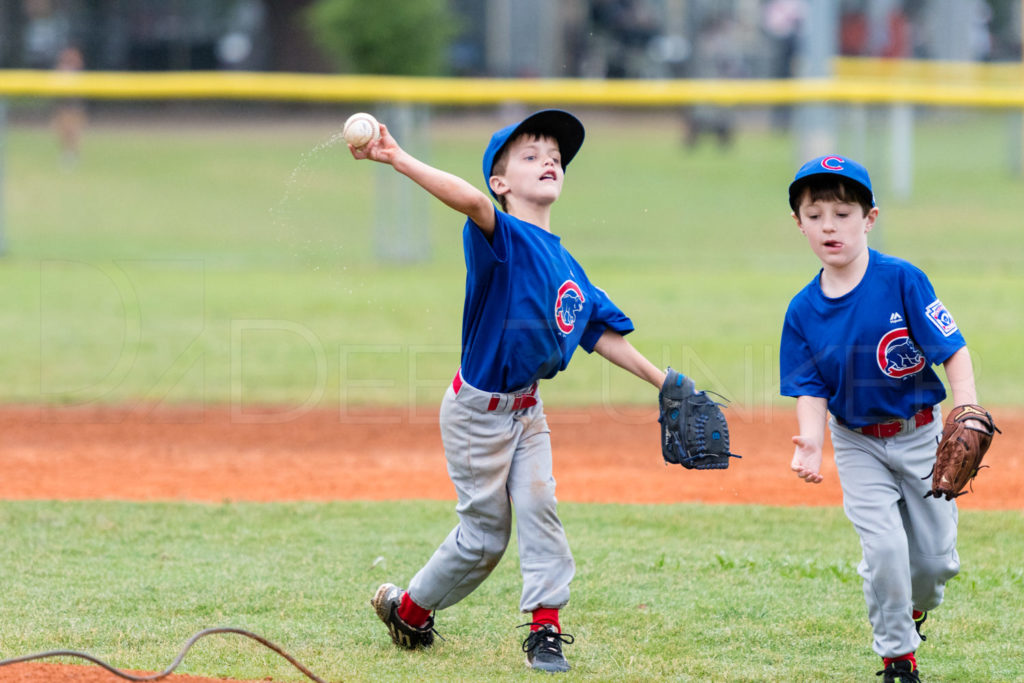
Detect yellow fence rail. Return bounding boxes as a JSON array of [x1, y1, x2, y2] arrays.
[[833, 56, 1024, 86], [0, 61, 1022, 108]]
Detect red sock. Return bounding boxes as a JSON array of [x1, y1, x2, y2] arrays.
[[397, 591, 431, 628], [883, 653, 917, 670], [531, 607, 560, 632]]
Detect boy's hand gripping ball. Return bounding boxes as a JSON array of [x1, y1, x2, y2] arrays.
[[343, 112, 381, 150]]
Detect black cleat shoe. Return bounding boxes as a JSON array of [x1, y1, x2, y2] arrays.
[[876, 659, 921, 682], [370, 583, 435, 650], [520, 623, 574, 673]]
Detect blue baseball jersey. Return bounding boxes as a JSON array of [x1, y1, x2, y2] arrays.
[[780, 249, 966, 428], [459, 208, 634, 393]]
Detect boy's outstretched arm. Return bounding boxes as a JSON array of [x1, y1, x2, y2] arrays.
[[349, 123, 496, 236], [593, 329, 666, 389], [792, 395, 828, 484]]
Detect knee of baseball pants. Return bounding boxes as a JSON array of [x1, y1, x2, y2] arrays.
[[509, 475, 570, 557], [454, 513, 513, 570], [477, 526, 512, 572], [859, 530, 912, 605], [910, 549, 960, 611], [408, 519, 512, 611]]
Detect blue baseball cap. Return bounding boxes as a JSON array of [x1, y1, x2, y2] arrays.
[[789, 155, 875, 209], [481, 109, 585, 198]]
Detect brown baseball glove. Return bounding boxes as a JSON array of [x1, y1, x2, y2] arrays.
[[925, 404, 1000, 500]]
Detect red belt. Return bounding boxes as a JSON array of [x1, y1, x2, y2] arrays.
[[857, 406, 934, 438], [452, 370, 538, 412]]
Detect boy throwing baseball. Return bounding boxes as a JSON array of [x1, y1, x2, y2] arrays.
[[780, 155, 990, 682], [349, 110, 670, 672]]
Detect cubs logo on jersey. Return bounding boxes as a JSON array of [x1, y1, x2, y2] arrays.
[[555, 280, 585, 335], [876, 327, 926, 378]]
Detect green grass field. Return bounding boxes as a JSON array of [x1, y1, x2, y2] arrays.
[[2, 109, 1022, 408], [2, 109, 1022, 682], [1, 500, 1022, 682]]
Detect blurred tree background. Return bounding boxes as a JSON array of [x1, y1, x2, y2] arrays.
[[304, 0, 460, 75]]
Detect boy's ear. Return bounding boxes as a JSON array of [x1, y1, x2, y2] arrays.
[[489, 175, 509, 197], [865, 206, 879, 232], [791, 210, 805, 233]]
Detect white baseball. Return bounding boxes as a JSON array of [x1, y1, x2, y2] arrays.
[[343, 112, 380, 149]]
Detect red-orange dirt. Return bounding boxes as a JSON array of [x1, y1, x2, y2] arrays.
[[1, 405, 1019, 682]]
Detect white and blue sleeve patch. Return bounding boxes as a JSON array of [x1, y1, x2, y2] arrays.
[[925, 299, 958, 337]]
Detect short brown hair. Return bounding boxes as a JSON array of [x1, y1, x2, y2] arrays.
[[790, 175, 874, 217]]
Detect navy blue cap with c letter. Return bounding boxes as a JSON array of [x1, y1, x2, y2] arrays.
[[789, 155, 875, 208], [481, 109, 585, 199]]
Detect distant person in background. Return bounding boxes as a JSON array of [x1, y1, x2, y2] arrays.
[[587, 0, 660, 78], [760, 0, 805, 130], [681, 15, 745, 149], [53, 45, 86, 169]]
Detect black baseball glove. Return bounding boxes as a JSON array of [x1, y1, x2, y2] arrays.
[[658, 367, 740, 470]]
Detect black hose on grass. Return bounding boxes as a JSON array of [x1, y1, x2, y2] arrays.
[[0, 626, 330, 682]]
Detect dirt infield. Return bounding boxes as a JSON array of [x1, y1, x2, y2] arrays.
[[1, 404, 1019, 508], [1, 405, 1019, 682]]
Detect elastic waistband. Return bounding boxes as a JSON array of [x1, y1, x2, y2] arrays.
[[852, 406, 935, 439], [451, 369, 538, 413]]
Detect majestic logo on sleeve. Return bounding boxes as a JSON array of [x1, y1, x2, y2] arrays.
[[876, 327, 926, 378], [925, 299, 958, 337], [555, 280, 585, 335]]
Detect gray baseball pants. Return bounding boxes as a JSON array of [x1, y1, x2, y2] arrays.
[[830, 407, 960, 659], [407, 372, 574, 614]]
